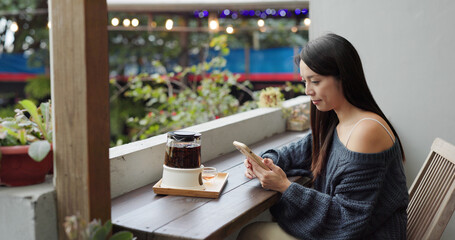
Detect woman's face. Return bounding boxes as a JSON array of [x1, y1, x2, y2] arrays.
[[300, 60, 345, 112]]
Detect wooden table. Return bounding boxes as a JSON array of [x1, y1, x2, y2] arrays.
[[112, 131, 310, 240]]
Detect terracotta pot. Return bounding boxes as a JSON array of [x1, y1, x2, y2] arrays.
[[0, 145, 53, 187]]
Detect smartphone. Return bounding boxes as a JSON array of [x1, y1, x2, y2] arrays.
[[233, 141, 270, 170]]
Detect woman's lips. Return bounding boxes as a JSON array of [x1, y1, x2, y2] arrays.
[[312, 99, 321, 105]]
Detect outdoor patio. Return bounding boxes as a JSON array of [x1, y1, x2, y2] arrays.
[[1, 0, 455, 239]]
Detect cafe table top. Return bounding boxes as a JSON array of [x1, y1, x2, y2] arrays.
[[112, 130, 310, 240]]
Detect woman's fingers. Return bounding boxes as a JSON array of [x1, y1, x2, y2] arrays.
[[249, 157, 268, 177], [248, 158, 291, 192], [244, 158, 256, 178]]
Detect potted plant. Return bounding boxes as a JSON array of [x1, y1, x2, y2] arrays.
[[286, 103, 310, 131], [257, 87, 310, 131], [0, 99, 53, 186], [64, 214, 134, 240]]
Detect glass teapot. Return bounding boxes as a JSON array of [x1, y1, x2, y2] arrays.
[[164, 131, 201, 168]]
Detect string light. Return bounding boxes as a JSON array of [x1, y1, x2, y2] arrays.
[[107, 8, 309, 32], [208, 14, 219, 31], [303, 18, 311, 27], [192, 8, 307, 19], [111, 18, 119, 26], [47, 21, 51, 29], [10, 22, 19, 32], [123, 19, 131, 27], [226, 25, 234, 34], [257, 19, 265, 27], [165, 19, 173, 30], [209, 20, 219, 30], [131, 18, 139, 27]]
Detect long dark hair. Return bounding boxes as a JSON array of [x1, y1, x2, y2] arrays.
[[295, 33, 405, 180]]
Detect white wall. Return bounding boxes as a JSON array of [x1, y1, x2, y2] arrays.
[[309, 0, 455, 238]]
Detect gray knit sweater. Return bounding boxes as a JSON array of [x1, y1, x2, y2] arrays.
[[261, 131, 408, 239]]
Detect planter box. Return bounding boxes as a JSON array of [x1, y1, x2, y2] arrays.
[[0, 145, 53, 187]]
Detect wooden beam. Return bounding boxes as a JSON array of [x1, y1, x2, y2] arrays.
[[49, 0, 110, 238]]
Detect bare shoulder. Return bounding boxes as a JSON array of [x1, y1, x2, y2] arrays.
[[346, 116, 395, 153]]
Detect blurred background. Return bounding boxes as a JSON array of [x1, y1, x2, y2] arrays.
[[0, 0, 310, 145]]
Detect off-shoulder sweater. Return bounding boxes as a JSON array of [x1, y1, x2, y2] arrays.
[[261, 131, 408, 239]]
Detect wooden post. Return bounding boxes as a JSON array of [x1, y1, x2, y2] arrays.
[[49, 0, 110, 238]]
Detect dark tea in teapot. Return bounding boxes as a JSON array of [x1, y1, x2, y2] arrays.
[[164, 131, 201, 168]]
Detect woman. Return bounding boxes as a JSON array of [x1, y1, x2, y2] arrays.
[[238, 33, 408, 239]]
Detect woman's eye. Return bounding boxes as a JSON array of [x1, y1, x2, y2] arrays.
[[311, 81, 320, 85]]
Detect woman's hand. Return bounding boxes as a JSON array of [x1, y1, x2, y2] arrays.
[[244, 158, 256, 179], [248, 157, 292, 193]]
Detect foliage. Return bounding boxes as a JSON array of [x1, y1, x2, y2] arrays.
[[24, 75, 51, 101], [111, 35, 258, 144], [0, 0, 49, 68], [257, 87, 284, 108], [257, 84, 306, 120], [0, 105, 16, 118], [64, 214, 134, 240], [2, 4, 309, 145], [0, 99, 52, 162], [111, 35, 306, 144]]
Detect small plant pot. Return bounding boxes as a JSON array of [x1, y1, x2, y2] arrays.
[[286, 119, 310, 131], [0, 145, 53, 187]]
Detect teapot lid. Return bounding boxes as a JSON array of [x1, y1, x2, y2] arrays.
[[168, 131, 201, 142]]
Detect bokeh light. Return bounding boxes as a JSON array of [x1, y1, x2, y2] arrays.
[[131, 18, 139, 27], [303, 18, 311, 26], [10, 22, 19, 32], [165, 19, 173, 30], [257, 19, 265, 27], [123, 19, 131, 27], [111, 18, 119, 26], [226, 25, 234, 34]]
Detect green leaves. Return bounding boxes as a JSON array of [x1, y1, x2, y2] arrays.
[[107, 35, 258, 143], [19, 100, 51, 142], [28, 140, 51, 162], [109, 231, 134, 240], [64, 216, 134, 240], [0, 100, 52, 161]]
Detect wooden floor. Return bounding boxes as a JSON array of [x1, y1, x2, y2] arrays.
[[112, 130, 310, 240]]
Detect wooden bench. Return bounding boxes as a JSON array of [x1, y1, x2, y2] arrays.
[[112, 130, 310, 240]]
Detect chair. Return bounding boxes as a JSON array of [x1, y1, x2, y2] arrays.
[[407, 138, 455, 239]]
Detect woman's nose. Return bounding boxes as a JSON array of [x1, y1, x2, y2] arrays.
[[305, 85, 313, 96]]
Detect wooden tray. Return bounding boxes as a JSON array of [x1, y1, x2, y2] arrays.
[[153, 172, 229, 199]]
